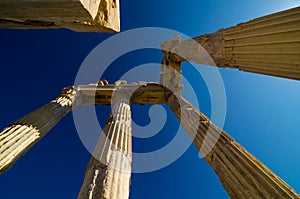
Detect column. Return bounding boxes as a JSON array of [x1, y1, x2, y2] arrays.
[[78, 93, 132, 199], [166, 93, 299, 198], [161, 6, 300, 80], [0, 86, 80, 174], [0, 0, 120, 32]]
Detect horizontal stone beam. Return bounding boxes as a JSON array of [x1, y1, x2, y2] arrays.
[[77, 82, 166, 105], [161, 6, 300, 80], [0, 0, 120, 32]]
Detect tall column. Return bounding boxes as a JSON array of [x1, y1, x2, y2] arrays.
[[0, 0, 120, 32], [161, 6, 300, 80], [166, 93, 299, 198], [78, 92, 132, 199], [0, 86, 80, 174]]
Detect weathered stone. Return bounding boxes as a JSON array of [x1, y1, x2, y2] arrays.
[[0, 0, 120, 32], [159, 57, 183, 96]]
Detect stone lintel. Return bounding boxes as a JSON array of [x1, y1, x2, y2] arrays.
[[77, 82, 166, 105]]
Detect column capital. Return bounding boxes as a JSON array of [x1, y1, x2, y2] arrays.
[[51, 85, 82, 108], [111, 81, 141, 105]]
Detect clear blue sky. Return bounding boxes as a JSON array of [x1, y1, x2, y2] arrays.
[[0, 1, 300, 198]]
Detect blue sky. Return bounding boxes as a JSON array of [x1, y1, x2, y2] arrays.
[[0, 0, 300, 198]]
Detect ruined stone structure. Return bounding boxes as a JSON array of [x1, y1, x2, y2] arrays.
[[0, 5, 300, 199], [0, 0, 120, 32]]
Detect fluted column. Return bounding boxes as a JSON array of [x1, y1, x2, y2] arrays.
[[162, 6, 300, 80], [166, 93, 299, 198], [0, 86, 80, 174], [78, 93, 132, 199]]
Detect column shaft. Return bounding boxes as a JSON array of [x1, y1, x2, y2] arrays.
[[162, 6, 300, 80], [78, 99, 132, 199], [0, 86, 79, 174], [166, 94, 299, 198]]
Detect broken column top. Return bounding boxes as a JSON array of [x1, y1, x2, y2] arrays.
[[0, 0, 120, 32]]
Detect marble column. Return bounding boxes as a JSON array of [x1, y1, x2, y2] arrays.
[[78, 93, 132, 199], [161, 6, 300, 80], [166, 93, 299, 198], [0, 86, 80, 174]]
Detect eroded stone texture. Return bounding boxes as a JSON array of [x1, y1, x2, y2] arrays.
[[0, 86, 80, 174], [162, 6, 300, 80], [0, 0, 120, 32], [159, 57, 182, 96], [78, 90, 132, 199], [166, 93, 299, 198]]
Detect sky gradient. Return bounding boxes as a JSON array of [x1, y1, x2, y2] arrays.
[[0, 1, 300, 198]]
